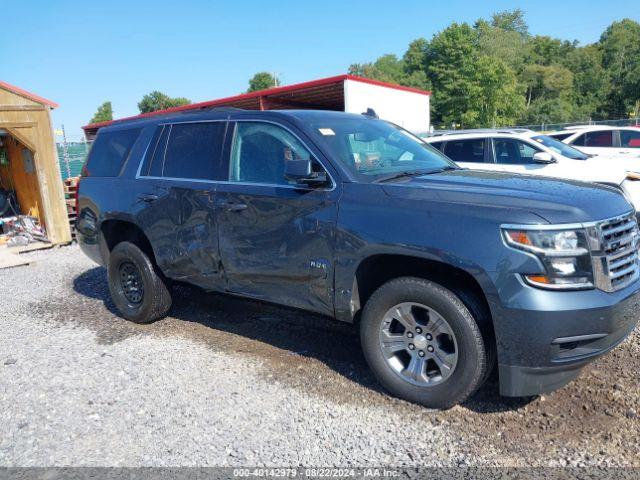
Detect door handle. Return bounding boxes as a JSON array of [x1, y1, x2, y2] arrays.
[[219, 201, 248, 212], [138, 193, 159, 203]]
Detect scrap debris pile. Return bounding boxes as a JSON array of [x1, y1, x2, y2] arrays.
[[0, 215, 48, 247]]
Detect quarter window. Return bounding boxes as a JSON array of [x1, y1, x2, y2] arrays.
[[86, 128, 141, 177], [493, 139, 539, 165], [229, 122, 319, 186], [443, 139, 486, 163], [621, 130, 640, 148]]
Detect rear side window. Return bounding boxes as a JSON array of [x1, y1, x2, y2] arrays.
[[443, 139, 486, 163], [140, 122, 226, 180], [85, 128, 141, 177], [163, 123, 226, 180], [429, 141, 444, 151]]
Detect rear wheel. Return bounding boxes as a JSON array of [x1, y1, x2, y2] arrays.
[[107, 241, 172, 323], [360, 277, 489, 409]]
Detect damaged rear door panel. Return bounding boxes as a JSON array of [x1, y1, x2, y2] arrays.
[[134, 121, 228, 290]]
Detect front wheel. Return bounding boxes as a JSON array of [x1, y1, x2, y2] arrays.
[[360, 277, 489, 409]]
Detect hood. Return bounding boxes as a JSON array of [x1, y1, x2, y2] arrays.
[[382, 169, 633, 224], [571, 157, 628, 184], [589, 154, 640, 173]]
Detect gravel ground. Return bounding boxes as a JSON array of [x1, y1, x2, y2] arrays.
[[0, 245, 638, 467]]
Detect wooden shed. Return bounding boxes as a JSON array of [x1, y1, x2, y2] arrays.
[[0, 81, 71, 245]]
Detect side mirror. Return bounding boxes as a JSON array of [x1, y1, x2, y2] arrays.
[[532, 152, 556, 164], [284, 158, 328, 187]]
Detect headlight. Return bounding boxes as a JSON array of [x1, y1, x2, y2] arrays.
[[503, 228, 593, 289]]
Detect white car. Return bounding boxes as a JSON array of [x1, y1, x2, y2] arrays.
[[547, 125, 640, 158], [422, 129, 640, 211]]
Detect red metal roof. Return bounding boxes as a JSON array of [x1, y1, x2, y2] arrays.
[[82, 74, 431, 134], [0, 80, 58, 109]]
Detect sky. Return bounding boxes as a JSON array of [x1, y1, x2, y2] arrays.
[[1, 0, 639, 139]]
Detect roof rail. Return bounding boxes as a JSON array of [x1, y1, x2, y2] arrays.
[[425, 128, 533, 137], [562, 125, 594, 130], [190, 106, 246, 113]]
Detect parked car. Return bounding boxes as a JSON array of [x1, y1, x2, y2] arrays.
[[77, 110, 640, 409], [422, 129, 640, 213], [546, 126, 640, 158]]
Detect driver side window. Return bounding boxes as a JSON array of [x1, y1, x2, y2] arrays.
[[229, 122, 317, 186]]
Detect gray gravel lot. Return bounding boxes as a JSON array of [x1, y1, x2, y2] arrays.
[[0, 245, 638, 467]]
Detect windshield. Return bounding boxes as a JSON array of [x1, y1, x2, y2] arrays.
[[308, 117, 457, 181], [532, 135, 588, 160]]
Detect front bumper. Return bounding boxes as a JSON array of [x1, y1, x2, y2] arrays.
[[489, 276, 640, 397]]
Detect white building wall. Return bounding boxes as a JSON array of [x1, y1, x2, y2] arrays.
[[343, 79, 430, 133]]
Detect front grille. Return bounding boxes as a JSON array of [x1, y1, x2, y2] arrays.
[[594, 212, 640, 292]]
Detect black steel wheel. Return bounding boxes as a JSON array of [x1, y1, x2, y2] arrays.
[[107, 241, 171, 324]]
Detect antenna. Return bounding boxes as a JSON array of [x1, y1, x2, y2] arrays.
[[362, 108, 379, 119]]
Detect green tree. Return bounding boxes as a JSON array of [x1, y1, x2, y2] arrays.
[[564, 45, 607, 117], [425, 23, 479, 127], [490, 8, 529, 37], [138, 91, 191, 114], [475, 19, 527, 71], [403, 38, 429, 74], [349, 54, 405, 83], [247, 72, 279, 92], [521, 64, 574, 106], [89, 101, 113, 123], [472, 56, 524, 127], [599, 19, 640, 118], [349, 52, 431, 91], [524, 36, 577, 66], [402, 39, 431, 90]]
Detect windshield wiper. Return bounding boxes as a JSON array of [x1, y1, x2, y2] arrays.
[[374, 166, 456, 183]]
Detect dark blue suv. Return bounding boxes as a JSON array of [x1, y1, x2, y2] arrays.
[[77, 109, 640, 408]]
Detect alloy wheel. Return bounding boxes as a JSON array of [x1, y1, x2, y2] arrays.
[[378, 302, 458, 387]]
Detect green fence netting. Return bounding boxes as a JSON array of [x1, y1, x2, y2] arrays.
[[57, 142, 90, 180]]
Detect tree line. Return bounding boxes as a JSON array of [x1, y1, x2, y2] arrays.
[[89, 10, 640, 129], [349, 10, 640, 128]]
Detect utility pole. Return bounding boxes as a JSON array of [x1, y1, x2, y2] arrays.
[[61, 124, 71, 179]]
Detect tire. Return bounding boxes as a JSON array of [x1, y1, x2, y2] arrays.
[[360, 277, 489, 409], [107, 241, 172, 323], [453, 288, 497, 385]]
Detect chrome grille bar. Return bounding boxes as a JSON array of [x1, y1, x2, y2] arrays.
[[594, 212, 640, 292]]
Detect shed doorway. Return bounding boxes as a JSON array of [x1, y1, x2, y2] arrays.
[[0, 130, 44, 220]]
